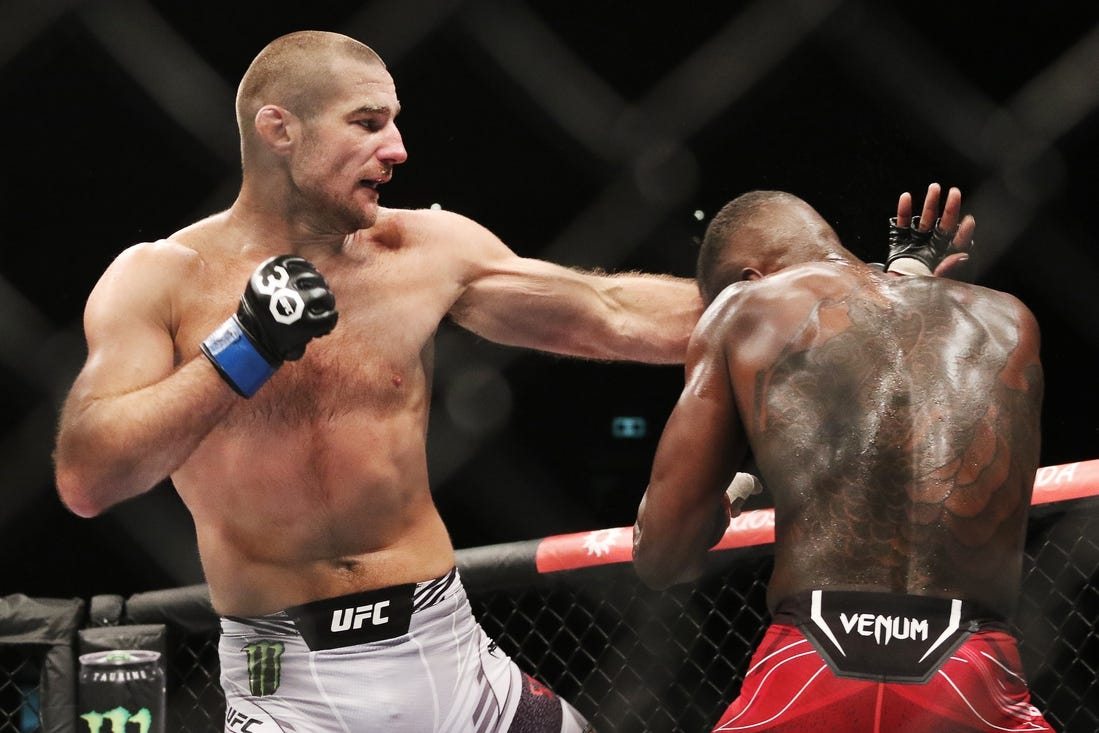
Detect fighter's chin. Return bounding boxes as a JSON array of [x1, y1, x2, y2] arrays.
[[352, 189, 381, 229], [356, 204, 380, 230], [336, 199, 377, 232]]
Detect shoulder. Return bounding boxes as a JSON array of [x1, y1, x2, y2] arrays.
[[897, 275, 1039, 330], [952, 281, 1042, 347], [95, 238, 204, 294], [111, 238, 203, 270], [968, 283, 1036, 323], [84, 238, 207, 332], [86, 210, 240, 318], [107, 208, 236, 282], [691, 263, 861, 361], [373, 206, 517, 284], [706, 262, 853, 323], [374, 206, 502, 247]]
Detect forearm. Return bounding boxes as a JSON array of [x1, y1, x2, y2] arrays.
[[633, 539, 709, 590], [632, 492, 723, 589], [603, 273, 702, 363], [55, 356, 235, 516]]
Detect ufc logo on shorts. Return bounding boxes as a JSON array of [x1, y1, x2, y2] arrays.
[[330, 600, 391, 632], [226, 705, 266, 732]]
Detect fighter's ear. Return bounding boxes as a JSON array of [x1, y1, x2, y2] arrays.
[[254, 105, 295, 154], [740, 267, 763, 282]]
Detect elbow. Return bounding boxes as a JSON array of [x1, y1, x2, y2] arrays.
[[632, 532, 680, 591], [54, 421, 148, 517], [54, 460, 111, 518], [634, 561, 676, 591], [633, 553, 681, 591], [633, 531, 704, 590]]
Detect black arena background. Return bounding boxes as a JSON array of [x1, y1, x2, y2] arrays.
[[0, 0, 1096, 601]]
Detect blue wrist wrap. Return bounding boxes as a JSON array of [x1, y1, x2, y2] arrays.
[[201, 317, 277, 397]]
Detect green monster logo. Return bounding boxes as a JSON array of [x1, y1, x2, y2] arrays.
[[80, 707, 152, 733], [243, 641, 285, 697]]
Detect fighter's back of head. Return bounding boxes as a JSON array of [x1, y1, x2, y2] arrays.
[[697, 190, 852, 304]]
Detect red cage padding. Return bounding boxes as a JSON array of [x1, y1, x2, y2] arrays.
[[534, 459, 1099, 574]]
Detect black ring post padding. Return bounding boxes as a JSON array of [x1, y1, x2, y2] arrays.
[[124, 585, 218, 635], [456, 538, 542, 593], [0, 594, 85, 733]]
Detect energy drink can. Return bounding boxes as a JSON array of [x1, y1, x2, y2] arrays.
[[77, 649, 165, 733]]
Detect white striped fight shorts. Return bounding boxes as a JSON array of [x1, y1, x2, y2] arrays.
[[219, 568, 591, 732]]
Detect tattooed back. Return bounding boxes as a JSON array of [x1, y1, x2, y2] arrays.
[[715, 261, 1043, 615]]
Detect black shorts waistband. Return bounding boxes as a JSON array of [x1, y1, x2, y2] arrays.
[[774, 589, 1008, 683], [226, 568, 458, 652]]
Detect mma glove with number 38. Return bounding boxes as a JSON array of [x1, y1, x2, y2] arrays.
[[201, 255, 338, 397]]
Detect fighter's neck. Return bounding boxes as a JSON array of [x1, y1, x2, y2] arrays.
[[225, 195, 357, 260]]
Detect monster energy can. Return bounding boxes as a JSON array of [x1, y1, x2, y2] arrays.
[[77, 650, 165, 733]]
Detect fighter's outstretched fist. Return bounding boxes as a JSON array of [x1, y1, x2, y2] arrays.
[[201, 255, 338, 397]]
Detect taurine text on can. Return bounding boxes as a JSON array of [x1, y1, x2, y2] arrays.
[[77, 650, 165, 733]]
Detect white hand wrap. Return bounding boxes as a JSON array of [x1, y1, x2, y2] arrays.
[[726, 473, 764, 505], [886, 257, 934, 277]]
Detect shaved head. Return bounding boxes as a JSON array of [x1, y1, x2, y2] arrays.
[[697, 191, 847, 303], [236, 31, 385, 158]]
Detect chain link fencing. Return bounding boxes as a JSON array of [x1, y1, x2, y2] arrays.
[[2, 500, 1096, 732]]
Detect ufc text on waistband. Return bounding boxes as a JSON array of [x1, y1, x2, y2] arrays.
[[779, 589, 997, 683], [285, 584, 415, 651]]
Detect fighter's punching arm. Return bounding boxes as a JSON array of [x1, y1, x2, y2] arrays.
[[440, 211, 702, 364], [632, 302, 751, 589]]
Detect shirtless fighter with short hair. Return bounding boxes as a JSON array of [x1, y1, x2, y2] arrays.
[[54, 30, 702, 732], [633, 187, 1053, 732]]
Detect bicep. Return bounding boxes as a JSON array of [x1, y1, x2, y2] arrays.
[[453, 253, 699, 363], [66, 249, 178, 408], [646, 350, 746, 521], [633, 331, 748, 586], [451, 252, 607, 354], [430, 208, 696, 361], [646, 364, 742, 514], [421, 210, 555, 347]]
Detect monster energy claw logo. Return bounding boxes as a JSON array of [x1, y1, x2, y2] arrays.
[[244, 641, 285, 697], [80, 707, 152, 733]]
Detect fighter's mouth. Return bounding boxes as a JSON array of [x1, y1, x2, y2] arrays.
[[360, 172, 392, 189]]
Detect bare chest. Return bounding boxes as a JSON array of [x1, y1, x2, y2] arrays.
[[175, 254, 453, 425]]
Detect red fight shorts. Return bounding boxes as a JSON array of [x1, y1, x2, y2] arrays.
[[712, 591, 1054, 732]]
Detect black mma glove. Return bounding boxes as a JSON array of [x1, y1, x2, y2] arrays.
[[201, 255, 338, 397], [884, 215, 958, 276]]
